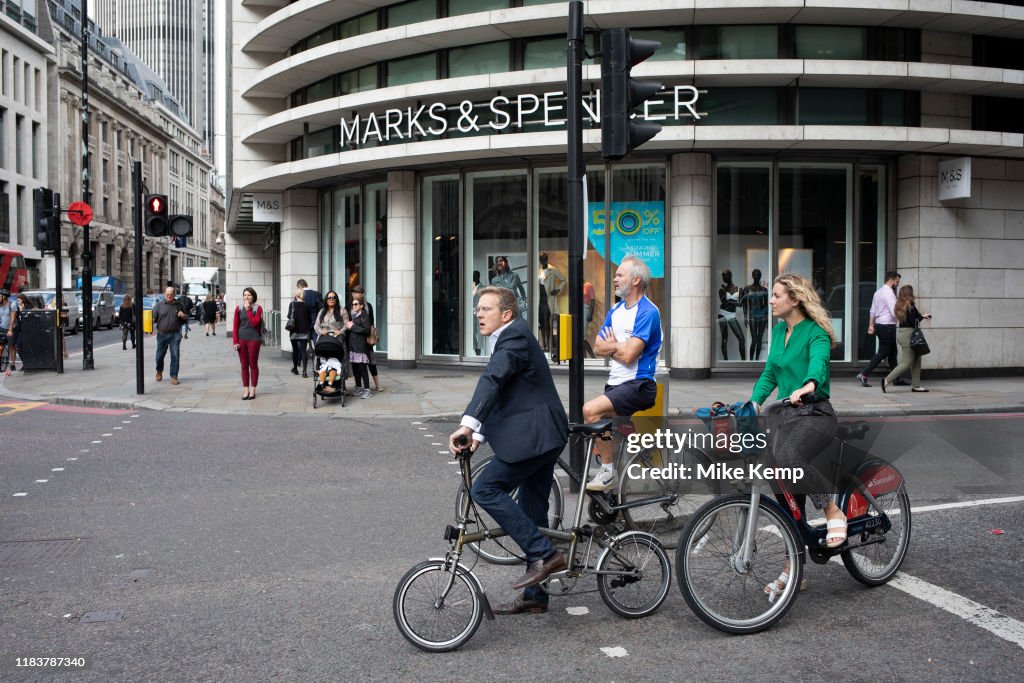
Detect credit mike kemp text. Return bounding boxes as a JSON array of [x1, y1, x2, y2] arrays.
[[625, 461, 806, 484]]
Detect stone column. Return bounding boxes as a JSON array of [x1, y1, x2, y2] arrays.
[[669, 153, 714, 379], [280, 188, 320, 322], [387, 171, 417, 368]]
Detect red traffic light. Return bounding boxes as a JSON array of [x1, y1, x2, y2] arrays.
[[145, 194, 169, 236], [147, 195, 165, 214]]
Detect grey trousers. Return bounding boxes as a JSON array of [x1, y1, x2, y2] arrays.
[[770, 401, 838, 510]]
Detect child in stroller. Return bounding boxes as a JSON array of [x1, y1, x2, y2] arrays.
[[312, 333, 347, 408], [317, 356, 343, 393]]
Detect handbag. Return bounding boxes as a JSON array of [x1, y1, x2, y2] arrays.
[[285, 303, 296, 332], [909, 325, 930, 356], [367, 324, 379, 346]]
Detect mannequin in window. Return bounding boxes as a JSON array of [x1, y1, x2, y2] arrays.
[[538, 253, 565, 352], [490, 255, 528, 323], [741, 269, 769, 360], [472, 270, 484, 355], [718, 269, 746, 360]]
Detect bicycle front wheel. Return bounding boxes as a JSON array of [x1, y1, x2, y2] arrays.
[[455, 455, 564, 565], [0, 344, 8, 372], [596, 531, 671, 618], [393, 560, 483, 653], [676, 495, 803, 634], [842, 482, 912, 586], [619, 447, 717, 542]]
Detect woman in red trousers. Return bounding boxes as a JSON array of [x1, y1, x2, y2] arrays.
[[233, 287, 263, 400]]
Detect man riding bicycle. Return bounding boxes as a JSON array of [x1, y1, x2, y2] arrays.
[[582, 256, 662, 492]]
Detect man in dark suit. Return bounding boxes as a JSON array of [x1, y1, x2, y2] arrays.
[[449, 286, 568, 615], [297, 279, 323, 343]]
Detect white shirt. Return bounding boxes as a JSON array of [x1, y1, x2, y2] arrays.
[[460, 319, 516, 443]]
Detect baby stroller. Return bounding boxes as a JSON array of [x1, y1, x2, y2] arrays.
[[312, 334, 349, 409]]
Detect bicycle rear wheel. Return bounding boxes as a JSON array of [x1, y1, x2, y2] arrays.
[[596, 531, 671, 618], [676, 495, 803, 634], [842, 482, 912, 586], [0, 344, 8, 372], [618, 447, 717, 543], [454, 455, 564, 565], [393, 560, 483, 652]]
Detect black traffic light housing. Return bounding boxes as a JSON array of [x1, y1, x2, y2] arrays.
[[169, 214, 193, 237], [145, 194, 169, 236], [33, 187, 60, 253], [600, 28, 664, 161]]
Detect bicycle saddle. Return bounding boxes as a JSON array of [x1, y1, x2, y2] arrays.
[[568, 418, 613, 436], [836, 422, 869, 441]]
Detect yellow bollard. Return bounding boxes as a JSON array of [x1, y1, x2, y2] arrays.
[[558, 313, 572, 361], [142, 309, 153, 334]]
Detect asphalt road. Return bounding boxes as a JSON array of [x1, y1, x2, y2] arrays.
[[1, 406, 1021, 681]]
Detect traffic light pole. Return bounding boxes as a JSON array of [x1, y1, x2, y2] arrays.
[[133, 161, 145, 395], [567, 0, 586, 488], [54, 192, 64, 375], [80, 0, 94, 370]]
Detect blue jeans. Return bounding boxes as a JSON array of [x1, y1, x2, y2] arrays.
[[155, 332, 181, 378], [471, 447, 560, 603]]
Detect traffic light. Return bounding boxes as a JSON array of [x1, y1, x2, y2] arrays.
[[33, 187, 60, 252], [600, 28, 664, 161], [145, 194, 169, 236], [169, 214, 193, 238]]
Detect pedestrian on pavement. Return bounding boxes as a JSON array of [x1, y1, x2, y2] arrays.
[[315, 290, 348, 338], [119, 294, 136, 350], [298, 279, 324, 343], [348, 285, 382, 392], [1, 288, 19, 373], [215, 294, 225, 324], [751, 273, 842, 600], [152, 286, 187, 385], [233, 287, 264, 401], [12, 293, 32, 371], [582, 255, 662, 492], [287, 287, 311, 377], [177, 292, 194, 339], [448, 286, 568, 616], [203, 294, 218, 336], [345, 297, 373, 398], [882, 285, 932, 394], [857, 271, 901, 387]]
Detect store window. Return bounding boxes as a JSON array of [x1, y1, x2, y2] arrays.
[[320, 187, 361, 297], [387, 0, 437, 28], [363, 182, 388, 352], [387, 52, 437, 87], [421, 175, 460, 356], [698, 26, 778, 59], [853, 166, 886, 362], [449, 41, 510, 78], [799, 88, 868, 125], [449, 0, 508, 15], [464, 170, 528, 357], [524, 36, 565, 70]]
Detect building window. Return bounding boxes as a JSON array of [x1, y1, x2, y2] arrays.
[[421, 175, 460, 356], [794, 26, 867, 59], [340, 66, 377, 95], [523, 36, 565, 70], [386, 52, 438, 87], [341, 11, 378, 39], [698, 26, 779, 59], [699, 88, 782, 125], [631, 29, 688, 61], [364, 182, 388, 352], [974, 96, 1024, 134], [449, 0, 508, 15], [15, 115, 24, 174], [448, 41, 510, 78], [0, 182, 8, 242], [387, 0, 437, 28]]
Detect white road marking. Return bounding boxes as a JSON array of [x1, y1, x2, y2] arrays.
[[424, 434, 434, 437], [13, 492, 27, 497], [51, 468, 64, 472], [67, 458, 78, 461], [130, 414, 139, 418], [565, 606, 590, 616], [122, 421, 132, 424], [411, 421, 422, 425], [80, 449, 89, 453], [418, 427, 427, 430], [912, 496, 1024, 514], [447, 461, 458, 465], [114, 427, 122, 430], [102, 433, 113, 437], [887, 574, 1024, 650], [91, 440, 102, 444], [432, 442, 442, 446], [35, 479, 48, 483], [438, 451, 449, 455], [600, 646, 628, 658]]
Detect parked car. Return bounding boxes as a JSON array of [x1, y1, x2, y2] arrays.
[[71, 290, 116, 329], [20, 290, 81, 335]]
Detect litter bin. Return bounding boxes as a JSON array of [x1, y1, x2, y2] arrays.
[[142, 308, 153, 333], [18, 309, 57, 371]]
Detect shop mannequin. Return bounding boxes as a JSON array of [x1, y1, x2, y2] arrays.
[[490, 256, 527, 323], [718, 269, 746, 360], [538, 253, 565, 352], [741, 269, 769, 360]]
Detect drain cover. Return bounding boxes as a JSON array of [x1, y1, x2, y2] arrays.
[[0, 539, 86, 566], [80, 611, 123, 623]]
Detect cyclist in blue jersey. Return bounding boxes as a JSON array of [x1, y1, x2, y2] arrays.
[[583, 256, 662, 491]]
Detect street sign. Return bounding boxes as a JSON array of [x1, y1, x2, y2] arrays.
[[67, 201, 93, 226]]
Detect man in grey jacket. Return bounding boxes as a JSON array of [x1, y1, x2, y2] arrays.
[[152, 286, 187, 385]]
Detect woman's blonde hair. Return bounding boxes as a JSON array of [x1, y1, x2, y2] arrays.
[[894, 284, 916, 323], [774, 273, 836, 346]]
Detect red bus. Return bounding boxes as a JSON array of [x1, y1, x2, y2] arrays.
[[0, 249, 29, 293]]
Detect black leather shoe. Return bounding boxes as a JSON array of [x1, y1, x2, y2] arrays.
[[492, 598, 548, 615], [511, 552, 567, 590], [290, 367, 299, 375]]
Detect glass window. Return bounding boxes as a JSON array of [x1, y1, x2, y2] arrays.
[[854, 166, 885, 362], [524, 36, 564, 70], [973, 95, 1024, 135], [305, 25, 336, 50], [698, 26, 778, 59], [387, 0, 436, 28], [421, 175, 460, 356], [449, 0, 508, 15], [522, 0, 562, 4], [878, 90, 906, 126], [698, 88, 780, 126], [449, 41, 510, 78], [307, 127, 336, 157], [716, 164, 772, 363], [387, 53, 437, 87], [327, 187, 361, 295], [800, 88, 867, 125], [305, 75, 337, 104], [631, 29, 688, 61], [341, 11, 378, 39], [340, 66, 377, 95], [795, 26, 866, 59], [363, 182, 387, 352]]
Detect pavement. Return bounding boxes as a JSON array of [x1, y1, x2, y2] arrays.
[[2, 330, 1022, 418]]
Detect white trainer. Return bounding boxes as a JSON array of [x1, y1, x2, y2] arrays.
[[586, 468, 617, 491]]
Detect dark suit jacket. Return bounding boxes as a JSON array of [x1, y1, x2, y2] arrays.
[[465, 318, 568, 464]]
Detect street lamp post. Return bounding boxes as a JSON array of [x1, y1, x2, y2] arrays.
[[80, 0, 94, 370]]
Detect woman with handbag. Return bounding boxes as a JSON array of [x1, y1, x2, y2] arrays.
[[203, 294, 218, 336], [287, 287, 311, 377], [882, 285, 932, 393], [119, 294, 136, 350], [345, 298, 373, 399]]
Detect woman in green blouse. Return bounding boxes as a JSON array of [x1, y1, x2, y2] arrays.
[[751, 274, 843, 600]]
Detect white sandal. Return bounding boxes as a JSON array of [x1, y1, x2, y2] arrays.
[[825, 516, 848, 548], [764, 571, 809, 603]]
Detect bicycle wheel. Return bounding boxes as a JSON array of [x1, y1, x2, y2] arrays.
[[454, 455, 564, 565], [596, 531, 671, 618], [676, 495, 803, 634], [619, 447, 716, 543], [393, 559, 483, 653], [842, 482, 912, 586], [0, 344, 8, 372]]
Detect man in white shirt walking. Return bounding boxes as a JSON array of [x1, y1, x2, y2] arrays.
[[857, 271, 900, 387]]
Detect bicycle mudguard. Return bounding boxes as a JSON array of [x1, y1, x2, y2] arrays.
[[839, 459, 905, 519], [427, 557, 494, 621]]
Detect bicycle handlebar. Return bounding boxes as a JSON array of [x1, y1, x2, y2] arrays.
[[760, 393, 820, 416]]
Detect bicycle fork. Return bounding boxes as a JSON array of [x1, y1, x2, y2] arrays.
[[734, 485, 769, 573]]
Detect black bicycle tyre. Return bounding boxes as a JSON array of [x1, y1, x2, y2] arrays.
[[619, 446, 718, 543], [454, 454, 564, 565], [393, 560, 483, 653], [0, 344, 8, 372], [841, 482, 912, 586], [676, 495, 803, 635], [596, 531, 671, 618]]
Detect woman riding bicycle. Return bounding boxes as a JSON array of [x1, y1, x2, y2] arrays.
[[750, 273, 843, 597]]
